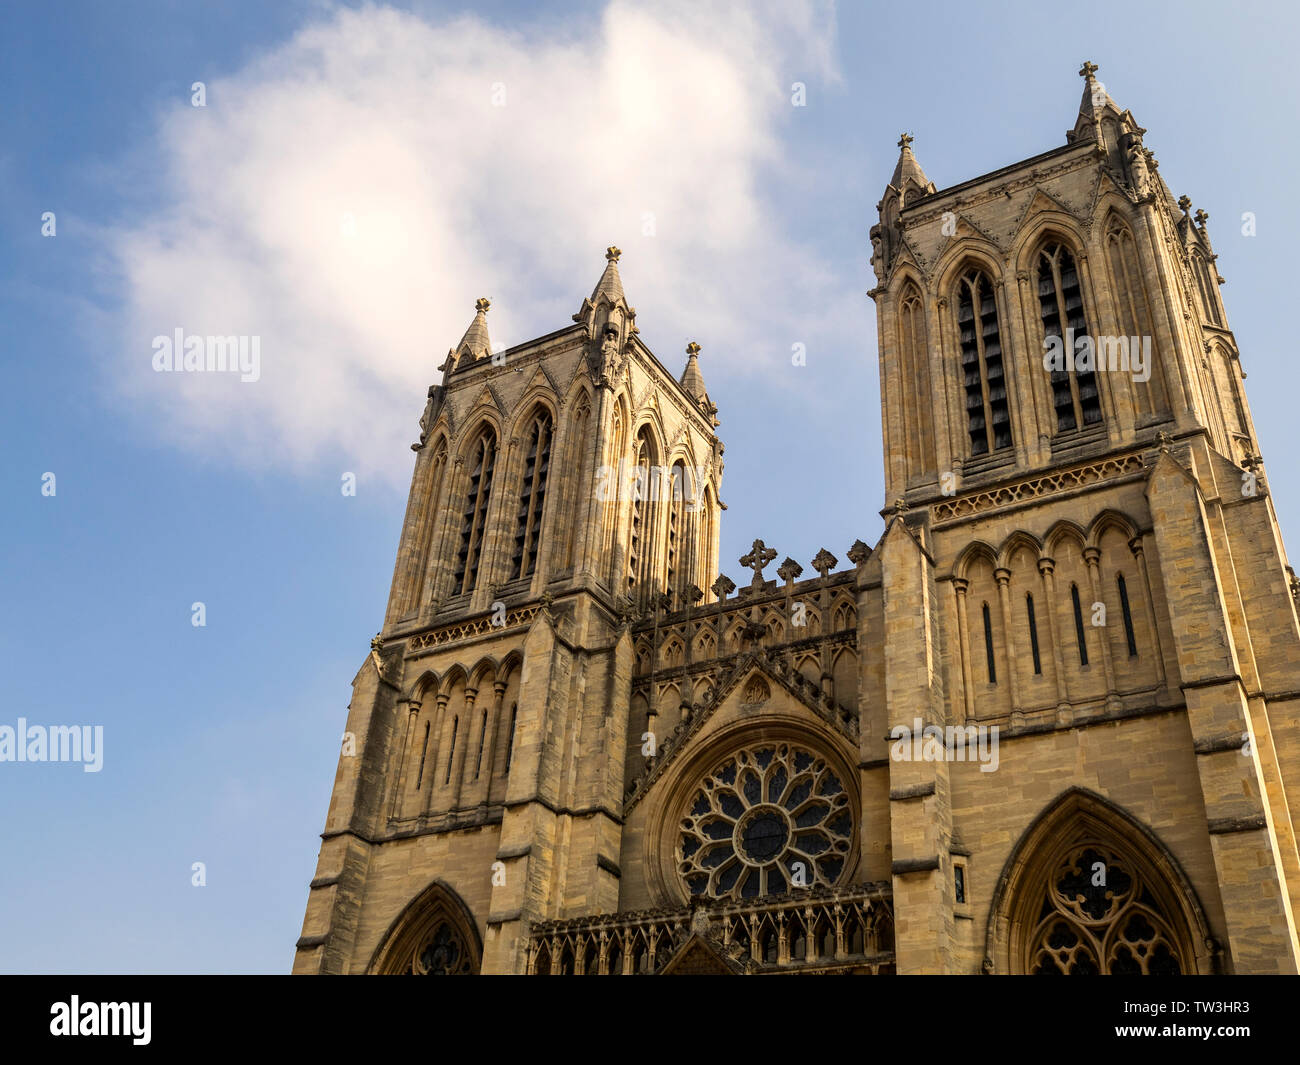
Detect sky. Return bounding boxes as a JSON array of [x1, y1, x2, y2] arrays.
[[2, 0, 1299, 973]]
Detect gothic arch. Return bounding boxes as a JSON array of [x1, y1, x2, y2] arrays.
[[984, 788, 1214, 974], [952, 540, 999, 581], [406, 669, 440, 703], [934, 244, 1006, 301], [886, 262, 927, 301], [505, 391, 559, 441], [1086, 509, 1140, 551], [1044, 519, 1088, 558], [368, 879, 483, 975], [467, 656, 498, 691], [1011, 214, 1088, 276], [497, 650, 524, 685], [455, 415, 501, 465], [630, 412, 667, 465], [996, 530, 1043, 571], [438, 663, 469, 698]]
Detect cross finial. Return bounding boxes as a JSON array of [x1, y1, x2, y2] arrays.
[[606, 246, 621, 263], [475, 297, 490, 314], [1194, 209, 1209, 227], [1177, 195, 1192, 214], [897, 132, 913, 150], [686, 341, 701, 357], [1079, 60, 1099, 79], [739, 538, 778, 588]]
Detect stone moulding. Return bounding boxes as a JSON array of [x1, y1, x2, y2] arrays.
[[406, 604, 541, 651], [931, 452, 1146, 525], [525, 882, 894, 976]]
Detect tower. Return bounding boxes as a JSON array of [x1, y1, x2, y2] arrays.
[[868, 61, 1300, 973], [297, 64, 1300, 976], [294, 248, 725, 974]]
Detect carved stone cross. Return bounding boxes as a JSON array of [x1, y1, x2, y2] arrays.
[[739, 539, 777, 589], [1079, 60, 1098, 79], [897, 132, 913, 150]]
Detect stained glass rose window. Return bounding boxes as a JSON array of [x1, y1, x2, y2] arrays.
[[677, 743, 853, 900]]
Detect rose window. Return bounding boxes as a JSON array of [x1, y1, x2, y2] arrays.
[[678, 743, 853, 900]]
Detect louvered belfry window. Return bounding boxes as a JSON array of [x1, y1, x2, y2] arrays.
[[1037, 241, 1102, 432], [454, 429, 496, 595], [956, 268, 1012, 456], [511, 411, 552, 580]]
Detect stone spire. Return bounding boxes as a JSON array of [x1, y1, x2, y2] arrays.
[[441, 297, 492, 372], [872, 134, 936, 286], [679, 341, 718, 425], [1069, 59, 1124, 146], [590, 245, 625, 304], [574, 246, 638, 366], [888, 132, 934, 197]]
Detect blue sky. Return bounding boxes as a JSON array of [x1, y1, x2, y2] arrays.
[[2, 0, 1298, 973]]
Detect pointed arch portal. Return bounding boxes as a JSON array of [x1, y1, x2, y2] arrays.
[[985, 789, 1214, 974], [368, 880, 482, 975]]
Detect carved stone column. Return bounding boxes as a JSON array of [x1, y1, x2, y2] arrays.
[[389, 698, 422, 818], [480, 679, 508, 805], [451, 686, 478, 808], [420, 692, 451, 820], [952, 578, 974, 719], [994, 567, 1021, 718], [1037, 557, 1071, 712], [1083, 546, 1118, 703]]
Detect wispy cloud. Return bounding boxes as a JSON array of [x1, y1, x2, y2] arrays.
[[106, 1, 840, 484]]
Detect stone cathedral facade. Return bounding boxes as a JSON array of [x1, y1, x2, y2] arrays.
[[295, 65, 1300, 975]]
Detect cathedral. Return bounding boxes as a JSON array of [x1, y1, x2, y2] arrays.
[[294, 64, 1300, 975]]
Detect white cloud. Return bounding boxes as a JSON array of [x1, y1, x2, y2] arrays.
[[107, 0, 840, 484]]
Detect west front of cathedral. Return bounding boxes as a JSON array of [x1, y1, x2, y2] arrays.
[[294, 66, 1300, 975]]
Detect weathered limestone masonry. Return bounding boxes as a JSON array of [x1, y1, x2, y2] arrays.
[[296, 64, 1300, 975]]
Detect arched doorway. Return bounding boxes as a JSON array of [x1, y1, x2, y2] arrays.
[[986, 788, 1214, 974], [368, 880, 482, 975]]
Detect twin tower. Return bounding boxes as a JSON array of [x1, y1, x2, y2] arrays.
[[295, 65, 1300, 975]]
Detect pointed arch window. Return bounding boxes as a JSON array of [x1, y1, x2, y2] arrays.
[[1037, 241, 1102, 432], [1192, 252, 1221, 327], [454, 430, 496, 595], [898, 287, 935, 474], [1104, 219, 1166, 416], [956, 268, 1012, 456], [370, 884, 482, 975], [604, 403, 626, 582], [408, 441, 448, 614], [666, 462, 696, 600], [982, 602, 997, 683], [444, 715, 459, 785], [561, 394, 592, 571], [511, 410, 552, 580], [1071, 583, 1089, 666], [504, 702, 518, 773], [414, 722, 430, 791], [1117, 573, 1138, 657], [1026, 593, 1042, 676], [628, 428, 659, 599]]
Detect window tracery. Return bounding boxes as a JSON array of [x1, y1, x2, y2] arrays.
[[677, 743, 853, 901], [1028, 844, 1185, 975]]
